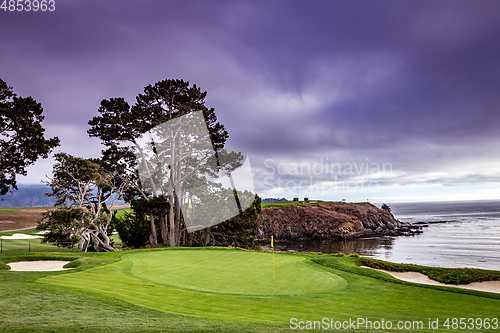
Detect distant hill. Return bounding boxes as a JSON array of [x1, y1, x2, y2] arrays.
[[262, 197, 290, 203], [0, 184, 55, 208], [0, 184, 126, 208]]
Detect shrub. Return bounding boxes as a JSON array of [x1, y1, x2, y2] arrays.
[[112, 211, 151, 248], [253, 245, 263, 251], [36, 208, 82, 248], [381, 203, 391, 212]]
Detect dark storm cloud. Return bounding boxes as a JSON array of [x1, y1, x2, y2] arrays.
[[1, 0, 500, 193]]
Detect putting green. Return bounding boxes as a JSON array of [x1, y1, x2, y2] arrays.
[[126, 249, 347, 295], [38, 248, 500, 326]]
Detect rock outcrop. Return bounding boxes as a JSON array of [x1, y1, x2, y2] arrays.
[[256, 203, 417, 242]]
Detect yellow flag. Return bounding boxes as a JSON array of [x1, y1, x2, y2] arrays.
[[271, 235, 273, 248]]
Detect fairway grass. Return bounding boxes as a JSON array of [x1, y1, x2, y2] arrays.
[[0, 258, 286, 332], [36, 248, 500, 331], [0, 229, 78, 253]]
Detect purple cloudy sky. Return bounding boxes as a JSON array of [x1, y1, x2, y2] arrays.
[[2, 0, 500, 202]]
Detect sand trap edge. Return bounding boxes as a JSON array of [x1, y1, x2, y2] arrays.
[[7, 261, 74, 272], [361, 266, 500, 294]]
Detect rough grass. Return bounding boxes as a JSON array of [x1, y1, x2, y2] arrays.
[[359, 257, 500, 285]]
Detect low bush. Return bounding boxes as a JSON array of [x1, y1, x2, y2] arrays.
[[112, 212, 151, 248]]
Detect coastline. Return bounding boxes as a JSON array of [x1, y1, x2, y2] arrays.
[[255, 202, 423, 243]]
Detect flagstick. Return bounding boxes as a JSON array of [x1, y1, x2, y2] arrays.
[[272, 235, 275, 281]]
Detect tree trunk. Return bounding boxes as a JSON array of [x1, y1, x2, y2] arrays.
[[174, 135, 183, 246], [198, 227, 211, 247], [159, 214, 169, 245], [90, 232, 117, 252], [174, 188, 182, 246], [204, 227, 211, 246], [180, 228, 186, 246], [168, 136, 176, 247], [78, 232, 90, 252], [149, 214, 158, 248], [168, 194, 175, 247]]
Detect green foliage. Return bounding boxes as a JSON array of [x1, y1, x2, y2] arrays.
[[112, 211, 151, 248], [37, 208, 83, 248], [88, 79, 231, 248], [348, 253, 360, 257], [210, 193, 261, 248], [332, 252, 346, 257], [0, 261, 10, 270], [48, 153, 116, 208], [0, 78, 60, 195], [112, 197, 170, 248], [44, 153, 122, 252]]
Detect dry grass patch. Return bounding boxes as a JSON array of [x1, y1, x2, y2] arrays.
[[0, 209, 52, 232]]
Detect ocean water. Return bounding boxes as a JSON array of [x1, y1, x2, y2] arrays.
[[274, 200, 500, 270]]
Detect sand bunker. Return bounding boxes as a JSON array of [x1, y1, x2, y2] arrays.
[[8, 261, 73, 271], [362, 266, 500, 294], [0, 233, 43, 239]]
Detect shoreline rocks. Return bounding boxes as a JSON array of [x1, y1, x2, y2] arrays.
[[255, 203, 422, 243]]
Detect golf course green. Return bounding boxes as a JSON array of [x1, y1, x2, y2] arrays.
[[35, 247, 500, 331], [125, 249, 347, 295]]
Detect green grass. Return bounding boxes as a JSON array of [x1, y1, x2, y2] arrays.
[[32, 248, 500, 332], [1, 249, 499, 332], [124, 249, 347, 295], [0, 229, 78, 254], [112, 207, 132, 218], [0, 228, 41, 236], [0, 252, 286, 333]]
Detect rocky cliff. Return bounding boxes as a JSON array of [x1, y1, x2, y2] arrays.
[[256, 203, 416, 242]]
